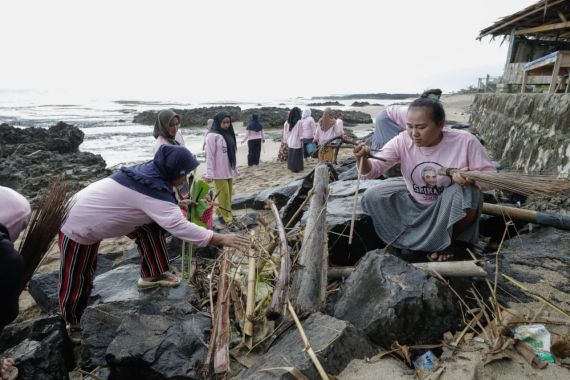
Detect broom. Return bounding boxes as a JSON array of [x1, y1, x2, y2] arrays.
[[438, 168, 570, 196], [18, 180, 72, 292]]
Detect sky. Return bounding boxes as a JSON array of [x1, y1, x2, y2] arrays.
[[0, 0, 538, 103]]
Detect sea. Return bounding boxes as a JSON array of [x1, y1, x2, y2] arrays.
[[0, 91, 411, 168]]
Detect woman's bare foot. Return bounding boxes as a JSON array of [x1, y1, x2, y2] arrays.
[[428, 251, 454, 262]]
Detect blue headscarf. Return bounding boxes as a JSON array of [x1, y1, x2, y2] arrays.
[[246, 113, 263, 132], [111, 145, 199, 203]]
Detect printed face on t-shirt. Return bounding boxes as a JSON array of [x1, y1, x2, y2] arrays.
[[410, 162, 452, 202]]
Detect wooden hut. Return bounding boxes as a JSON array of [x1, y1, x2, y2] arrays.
[[479, 0, 570, 93]]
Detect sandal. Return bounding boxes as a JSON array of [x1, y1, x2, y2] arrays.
[[137, 271, 181, 290], [427, 251, 454, 262], [66, 323, 82, 345]]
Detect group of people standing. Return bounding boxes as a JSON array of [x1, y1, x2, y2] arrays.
[[278, 106, 346, 173]]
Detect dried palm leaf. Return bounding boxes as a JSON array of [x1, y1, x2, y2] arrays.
[[18, 180, 71, 292], [439, 168, 570, 196]]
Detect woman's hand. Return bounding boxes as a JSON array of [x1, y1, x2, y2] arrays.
[[178, 199, 197, 210], [452, 167, 475, 187], [353, 142, 373, 174], [210, 233, 250, 249]]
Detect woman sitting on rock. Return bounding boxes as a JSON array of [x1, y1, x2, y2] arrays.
[[58, 145, 249, 343], [354, 93, 495, 261], [372, 89, 441, 150]]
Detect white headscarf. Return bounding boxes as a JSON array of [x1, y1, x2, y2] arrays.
[[302, 107, 312, 119], [0, 186, 31, 242]]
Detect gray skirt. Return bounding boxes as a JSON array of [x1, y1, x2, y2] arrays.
[[361, 177, 483, 252], [287, 147, 304, 173]]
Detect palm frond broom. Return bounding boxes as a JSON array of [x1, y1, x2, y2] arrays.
[[439, 168, 570, 196], [18, 180, 72, 292]]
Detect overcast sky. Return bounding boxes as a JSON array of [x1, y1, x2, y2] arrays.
[[1, 0, 537, 103]]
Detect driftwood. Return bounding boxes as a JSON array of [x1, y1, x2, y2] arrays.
[[348, 157, 363, 245], [266, 200, 291, 320], [482, 202, 570, 231], [214, 249, 231, 374], [291, 164, 330, 315], [244, 243, 257, 348], [328, 260, 487, 280], [280, 162, 337, 227]]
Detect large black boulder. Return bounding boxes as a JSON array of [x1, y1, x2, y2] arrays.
[[333, 251, 460, 346]]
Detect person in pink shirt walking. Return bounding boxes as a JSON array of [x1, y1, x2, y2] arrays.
[[204, 112, 238, 224], [354, 93, 495, 261], [58, 145, 249, 343], [286, 107, 304, 173], [242, 113, 265, 166]]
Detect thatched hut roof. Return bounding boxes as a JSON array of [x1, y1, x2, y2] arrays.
[[479, 0, 570, 40]]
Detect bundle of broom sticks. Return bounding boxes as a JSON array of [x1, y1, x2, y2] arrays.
[[438, 167, 570, 196], [18, 180, 72, 292]]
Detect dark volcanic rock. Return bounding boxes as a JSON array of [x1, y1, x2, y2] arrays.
[[311, 109, 372, 125], [0, 123, 110, 204], [0, 121, 83, 154], [240, 313, 376, 379], [232, 179, 303, 210], [76, 264, 211, 378], [241, 107, 291, 129], [133, 106, 242, 127], [333, 251, 460, 346], [307, 101, 344, 106], [492, 226, 570, 304], [0, 316, 74, 380]]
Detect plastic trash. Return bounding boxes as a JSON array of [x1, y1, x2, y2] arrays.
[[513, 324, 555, 363], [413, 350, 437, 379]]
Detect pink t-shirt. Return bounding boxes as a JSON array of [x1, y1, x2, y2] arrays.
[[363, 128, 495, 204], [301, 117, 316, 139], [61, 178, 213, 246], [242, 129, 265, 143], [152, 130, 186, 154], [204, 133, 238, 180], [385, 105, 409, 130], [314, 122, 343, 144], [287, 120, 304, 149]]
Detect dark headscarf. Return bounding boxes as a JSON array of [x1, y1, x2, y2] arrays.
[[210, 111, 237, 169], [288, 107, 302, 131], [153, 109, 181, 145], [246, 113, 263, 132], [111, 145, 199, 203]]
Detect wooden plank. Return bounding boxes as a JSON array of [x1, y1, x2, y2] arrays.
[[549, 54, 563, 93], [514, 20, 570, 35]]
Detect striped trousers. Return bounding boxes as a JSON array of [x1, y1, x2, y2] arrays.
[[58, 223, 170, 324]]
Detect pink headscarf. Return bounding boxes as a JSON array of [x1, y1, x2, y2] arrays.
[[0, 186, 31, 242]]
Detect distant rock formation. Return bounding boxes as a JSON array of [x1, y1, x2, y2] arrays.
[[0, 122, 110, 204]]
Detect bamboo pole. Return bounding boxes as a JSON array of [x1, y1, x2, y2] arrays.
[[266, 200, 292, 320], [482, 202, 570, 231], [348, 156, 362, 245], [286, 301, 329, 380], [244, 249, 257, 348], [214, 249, 231, 374], [327, 260, 487, 280]]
